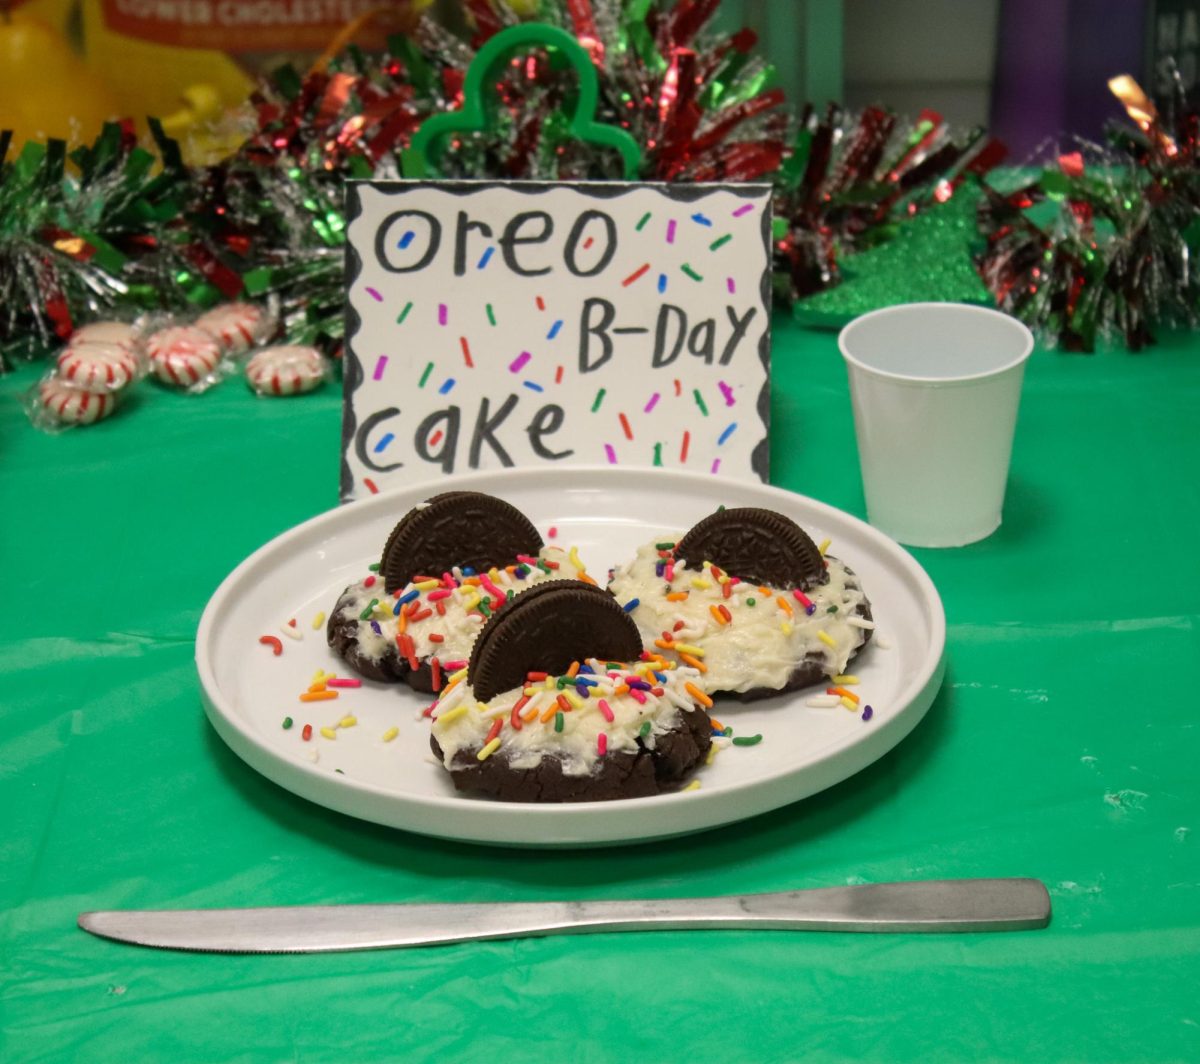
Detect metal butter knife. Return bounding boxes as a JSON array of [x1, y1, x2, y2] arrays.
[[79, 878, 1050, 953]]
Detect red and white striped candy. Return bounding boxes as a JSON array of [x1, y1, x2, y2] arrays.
[[36, 378, 118, 425], [56, 340, 141, 391], [70, 321, 139, 354], [245, 345, 326, 396], [196, 302, 271, 356], [147, 326, 223, 387]]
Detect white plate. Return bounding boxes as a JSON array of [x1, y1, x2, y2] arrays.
[[197, 467, 945, 847]]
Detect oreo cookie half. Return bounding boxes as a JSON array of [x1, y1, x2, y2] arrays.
[[468, 581, 643, 702], [381, 491, 543, 594], [675, 507, 826, 590]]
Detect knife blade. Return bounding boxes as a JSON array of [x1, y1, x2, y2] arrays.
[[78, 878, 1050, 953]]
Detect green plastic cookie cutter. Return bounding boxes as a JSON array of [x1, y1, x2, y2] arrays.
[[402, 23, 643, 179]]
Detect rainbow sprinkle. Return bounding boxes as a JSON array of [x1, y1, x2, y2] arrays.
[[792, 589, 816, 614], [477, 737, 502, 761]]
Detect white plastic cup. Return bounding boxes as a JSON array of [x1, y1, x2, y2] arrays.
[[838, 302, 1034, 548]]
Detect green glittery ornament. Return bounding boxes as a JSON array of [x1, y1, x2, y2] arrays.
[[793, 186, 993, 328]]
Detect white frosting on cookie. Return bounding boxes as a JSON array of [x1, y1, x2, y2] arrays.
[[333, 545, 586, 669], [431, 658, 708, 777], [607, 537, 871, 694]]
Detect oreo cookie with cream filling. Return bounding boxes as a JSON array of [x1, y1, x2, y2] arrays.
[[675, 507, 826, 590], [467, 581, 641, 702], [381, 491, 542, 594]]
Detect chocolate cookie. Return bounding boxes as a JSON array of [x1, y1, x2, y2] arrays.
[[727, 567, 874, 701], [326, 600, 411, 683], [428, 585, 712, 802], [431, 707, 712, 802], [675, 507, 826, 590], [327, 544, 588, 689], [381, 491, 542, 594], [608, 529, 874, 700], [468, 581, 642, 702], [328, 490, 590, 688]]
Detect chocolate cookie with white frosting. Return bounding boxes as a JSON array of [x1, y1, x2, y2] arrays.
[[429, 581, 713, 802], [327, 492, 592, 691], [608, 508, 873, 701]]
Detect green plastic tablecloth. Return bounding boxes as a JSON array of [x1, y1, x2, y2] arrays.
[[3, 314, 1198, 1063]]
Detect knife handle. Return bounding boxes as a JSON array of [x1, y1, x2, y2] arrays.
[[539, 878, 1051, 937]]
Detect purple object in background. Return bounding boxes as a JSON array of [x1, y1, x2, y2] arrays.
[[992, 0, 1149, 159]]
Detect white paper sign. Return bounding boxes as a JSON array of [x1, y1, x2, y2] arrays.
[[341, 180, 771, 501]]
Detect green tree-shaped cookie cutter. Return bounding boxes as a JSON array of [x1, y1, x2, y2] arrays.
[[402, 23, 644, 179]]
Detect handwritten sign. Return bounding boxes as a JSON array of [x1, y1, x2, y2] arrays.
[[341, 180, 772, 501]]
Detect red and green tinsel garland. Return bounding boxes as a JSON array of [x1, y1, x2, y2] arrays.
[[976, 67, 1200, 352], [7, 3, 1197, 366], [2, 0, 787, 367], [775, 103, 1004, 302]]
